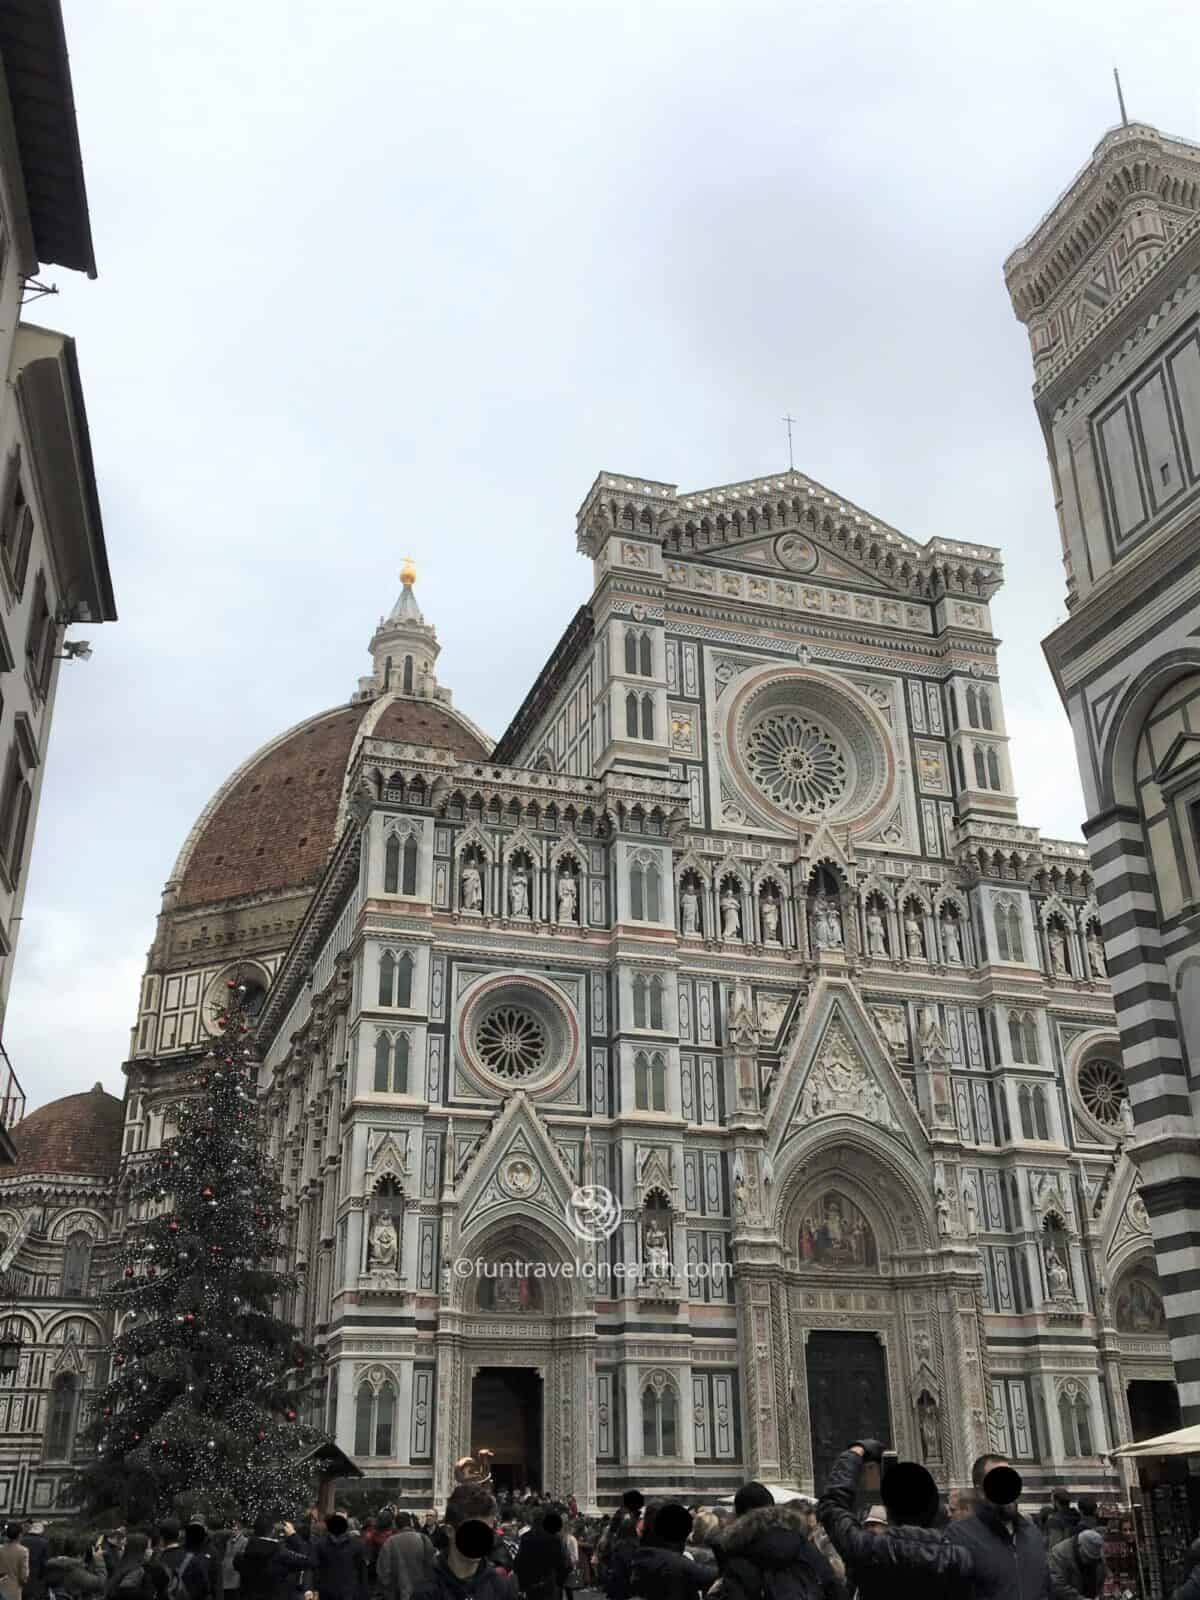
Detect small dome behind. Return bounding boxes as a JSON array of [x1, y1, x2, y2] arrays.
[[8, 1083, 124, 1178]]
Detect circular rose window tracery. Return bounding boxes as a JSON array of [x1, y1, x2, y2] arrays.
[[475, 1004, 548, 1080], [1079, 1057, 1127, 1128], [745, 714, 849, 817]]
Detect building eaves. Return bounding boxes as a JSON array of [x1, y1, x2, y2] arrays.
[[0, 0, 95, 277]]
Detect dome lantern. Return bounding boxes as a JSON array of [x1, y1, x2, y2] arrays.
[[362, 557, 443, 701]]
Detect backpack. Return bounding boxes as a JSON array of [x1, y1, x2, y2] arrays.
[[115, 1566, 147, 1597], [163, 1554, 196, 1600]]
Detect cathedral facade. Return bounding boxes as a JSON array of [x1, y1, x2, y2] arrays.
[[0, 471, 1177, 1514]]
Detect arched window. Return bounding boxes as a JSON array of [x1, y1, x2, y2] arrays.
[[630, 862, 645, 921], [1023, 1014, 1039, 1064], [625, 629, 638, 675], [649, 976, 665, 1031], [1058, 1386, 1093, 1458], [402, 656, 414, 694], [641, 695, 655, 741], [649, 1052, 666, 1111], [45, 1373, 78, 1460], [374, 1382, 396, 1456], [1008, 905, 1025, 962], [1032, 1086, 1050, 1141], [384, 834, 401, 894], [994, 904, 1011, 962], [641, 1382, 678, 1457], [979, 689, 994, 730], [374, 1033, 392, 1092], [947, 687, 959, 731], [639, 633, 652, 676], [61, 1233, 90, 1297], [402, 835, 418, 896], [986, 747, 1001, 790], [379, 950, 395, 1006], [956, 747, 967, 789], [633, 975, 648, 1028], [380, 951, 414, 1008], [635, 1051, 650, 1110], [383, 656, 392, 690], [395, 952, 413, 1008], [626, 692, 639, 738], [1009, 1012, 1025, 1063], [354, 1385, 374, 1456], [973, 746, 987, 787], [1018, 1085, 1034, 1139], [646, 862, 662, 921], [966, 686, 979, 726]]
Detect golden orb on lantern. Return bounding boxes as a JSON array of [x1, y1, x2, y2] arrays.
[[400, 555, 417, 587]]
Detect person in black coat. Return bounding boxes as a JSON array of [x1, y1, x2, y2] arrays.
[[713, 1501, 842, 1600], [628, 1505, 715, 1600], [943, 1457, 1051, 1600], [313, 1516, 368, 1600], [21, 1523, 49, 1600], [514, 1513, 570, 1600], [1170, 1538, 1200, 1600], [234, 1516, 312, 1600], [106, 1534, 169, 1600], [1043, 1492, 1080, 1551], [817, 1441, 973, 1600]]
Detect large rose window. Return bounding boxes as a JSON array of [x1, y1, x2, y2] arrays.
[[745, 714, 849, 817], [474, 1004, 549, 1081], [456, 973, 580, 1096], [723, 665, 894, 833]]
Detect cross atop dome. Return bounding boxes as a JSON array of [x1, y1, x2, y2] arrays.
[[361, 556, 444, 702]]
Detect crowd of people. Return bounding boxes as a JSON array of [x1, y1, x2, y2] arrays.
[[0, 1447, 1198, 1600]]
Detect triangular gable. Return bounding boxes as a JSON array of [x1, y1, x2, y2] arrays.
[[366, 1130, 411, 1186], [1153, 731, 1200, 788], [453, 1091, 580, 1241], [766, 979, 928, 1159]]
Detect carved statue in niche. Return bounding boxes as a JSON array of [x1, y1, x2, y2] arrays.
[[720, 886, 741, 941], [1120, 1097, 1136, 1138], [941, 913, 962, 965], [1044, 1242, 1071, 1299], [904, 906, 925, 960], [866, 905, 888, 958], [461, 860, 483, 912], [1049, 926, 1069, 977], [1087, 928, 1107, 977], [368, 1214, 398, 1270], [509, 864, 530, 918], [934, 1188, 951, 1237], [761, 894, 781, 943], [962, 1178, 980, 1237], [872, 1006, 907, 1057], [644, 1217, 671, 1279], [812, 895, 843, 951], [917, 1392, 941, 1462], [798, 1191, 877, 1268], [733, 1173, 747, 1218], [680, 883, 701, 936], [556, 870, 577, 924]]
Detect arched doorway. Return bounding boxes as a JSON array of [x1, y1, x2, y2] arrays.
[[435, 1215, 596, 1506]]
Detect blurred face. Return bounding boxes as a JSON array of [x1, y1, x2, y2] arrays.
[[947, 1490, 974, 1522]]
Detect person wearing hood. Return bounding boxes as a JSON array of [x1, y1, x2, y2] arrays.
[[628, 1504, 715, 1600], [943, 1455, 1051, 1600], [314, 1517, 367, 1600], [599, 1495, 642, 1600], [514, 1512, 570, 1600], [817, 1440, 972, 1600], [105, 1535, 168, 1600], [1170, 1538, 1200, 1600], [44, 1539, 105, 1600], [410, 1486, 516, 1600], [712, 1498, 843, 1600], [234, 1517, 312, 1600], [1049, 1529, 1106, 1600]]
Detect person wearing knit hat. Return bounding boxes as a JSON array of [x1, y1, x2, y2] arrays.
[[816, 1440, 974, 1599], [732, 1483, 774, 1518], [1049, 1527, 1107, 1600]]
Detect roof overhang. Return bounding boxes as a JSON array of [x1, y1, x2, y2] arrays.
[[299, 1441, 363, 1480], [0, 0, 95, 277], [12, 321, 115, 621]]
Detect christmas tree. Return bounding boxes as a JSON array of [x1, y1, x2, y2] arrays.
[[80, 970, 320, 1520]]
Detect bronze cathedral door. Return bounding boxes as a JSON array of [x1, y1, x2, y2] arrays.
[[806, 1331, 890, 1492]]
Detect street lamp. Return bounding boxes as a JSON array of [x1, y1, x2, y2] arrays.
[[0, 1331, 21, 1376]]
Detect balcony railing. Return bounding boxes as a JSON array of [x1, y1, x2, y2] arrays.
[[0, 1042, 25, 1165]]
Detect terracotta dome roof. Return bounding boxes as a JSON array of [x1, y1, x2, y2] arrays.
[[8, 1083, 123, 1178], [175, 696, 490, 910]]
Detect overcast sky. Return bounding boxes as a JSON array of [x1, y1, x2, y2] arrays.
[[9, 0, 1198, 1113]]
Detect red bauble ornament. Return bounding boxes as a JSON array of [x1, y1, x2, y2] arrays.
[[226, 978, 237, 988], [123, 1267, 134, 1279], [286, 1409, 296, 1421], [168, 1220, 179, 1232], [148, 1267, 157, 1277], [200, 1076, 209, 1087], [115, 1355, 125, 1366], [256, 1431, 265, 1442], [202, 1187, 214, 1200], [133, 1433, 141, 1442], [184, 1312, 195, 1323], [160, 1439, 168, 1449], [104, 1407, 112, 1416]]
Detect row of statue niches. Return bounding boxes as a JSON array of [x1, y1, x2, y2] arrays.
[[459, 860, 580, 922]]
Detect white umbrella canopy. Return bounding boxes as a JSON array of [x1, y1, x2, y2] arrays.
[[714, 1483, 811, 1506], [1110, 1423, 1200, 1458]]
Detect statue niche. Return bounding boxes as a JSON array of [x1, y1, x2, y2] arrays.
[[642, 1193, 673, 1281], [367, 1176, 404, 1274], [808, 865, 845, 954]]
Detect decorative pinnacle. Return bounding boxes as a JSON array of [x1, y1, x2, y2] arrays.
[[400, 555, 417, 587]]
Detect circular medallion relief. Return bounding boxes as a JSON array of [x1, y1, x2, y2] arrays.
[[775, 534, 818, 574]]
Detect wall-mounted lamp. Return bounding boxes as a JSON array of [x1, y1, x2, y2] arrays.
[[54, 640, 93, 662]]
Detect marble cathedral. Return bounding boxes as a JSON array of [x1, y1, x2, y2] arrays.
[[0, 475, 1178, 1516]]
